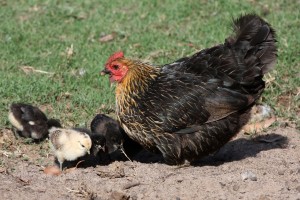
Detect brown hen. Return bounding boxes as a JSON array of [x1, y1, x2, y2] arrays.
[[101, 14, 277, 165]]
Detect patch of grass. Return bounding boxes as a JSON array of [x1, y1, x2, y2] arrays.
[[1, 0, 299, 128]]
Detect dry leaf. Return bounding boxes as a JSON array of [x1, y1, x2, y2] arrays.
[[97, 167, 125, 178], [122, 182, 140, 190], [99, 33, 115, 42], [74, 12, 87, 20], [66, 44, 74, 59], [16, 177, 30, 185], [64, 160, 85, 174], [0, 167, 6, 173], [44, 166, 61, 176], [20, 66, 54, 75], [240, 104, 276, 134], [242, 115, 276, 133], [64, 167, 77, 174], [30, 5, 40, 12], [0, 129, 13, 144]]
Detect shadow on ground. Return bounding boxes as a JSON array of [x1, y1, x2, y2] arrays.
[[194, 133, 288, 166], [62, 133, 288, 169]]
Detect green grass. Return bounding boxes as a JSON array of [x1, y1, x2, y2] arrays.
[[1, 0, 299, 128]]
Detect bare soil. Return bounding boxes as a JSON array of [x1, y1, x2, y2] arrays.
[[0, 125, 299, 200]]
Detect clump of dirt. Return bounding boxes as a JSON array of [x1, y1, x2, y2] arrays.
[[0, 125, 299, 199]]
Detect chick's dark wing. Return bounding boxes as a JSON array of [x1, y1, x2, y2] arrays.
[[20, 105, 48, 122], [50, 129, 63, 150]]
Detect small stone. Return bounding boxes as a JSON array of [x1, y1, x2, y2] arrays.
[[278, 170, 285, 175], [130, 195, 138, 200], [177, 179, 183, 183], [292, 179, 299, 184], [241, 171, 257, 181], [279, 121, 288, 128], [296, 185, 300, 192], [219, 182, 226, 187], [233, 184, 239, 191], [105, 188, 112, 193], [258, 195, 271, 200], [110, 191, 129, 200]]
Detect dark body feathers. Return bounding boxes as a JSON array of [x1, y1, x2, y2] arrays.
[[8, 103, 61, 140], [91, 114, 143, 159], [115, 14, 277, 164]]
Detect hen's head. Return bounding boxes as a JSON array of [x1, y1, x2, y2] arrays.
[[101, 51, 130, 83]]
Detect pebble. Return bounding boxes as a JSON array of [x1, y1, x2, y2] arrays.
[[130, 195, 138, 200], [219, 182, 226, 187], [176, 179, 183, 183], [258, 195, 271, 200], [278, 170, 285, 175], [241, 171, 257, 181], [296, 186, 300, 193], [110, 191, 130, 200], [233, 184, 239, 191]]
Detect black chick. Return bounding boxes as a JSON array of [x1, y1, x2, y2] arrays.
[[90, 114, 143, 161], [8, 103, 61, 140]]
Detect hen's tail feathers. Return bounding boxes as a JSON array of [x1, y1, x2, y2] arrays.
[[227, 14, 277, 75]]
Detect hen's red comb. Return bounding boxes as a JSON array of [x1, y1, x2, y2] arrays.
[[106, 51, 124, 66]]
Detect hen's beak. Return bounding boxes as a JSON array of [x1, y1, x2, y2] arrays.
[[100, 68, 110, 76]]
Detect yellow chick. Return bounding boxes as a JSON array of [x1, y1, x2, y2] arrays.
[[49, 127, 92, 171]]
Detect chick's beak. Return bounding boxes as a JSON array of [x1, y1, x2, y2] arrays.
[[100, 68, 111, 76], [87, 149, 90, 155], [100, 145, 106, 152]]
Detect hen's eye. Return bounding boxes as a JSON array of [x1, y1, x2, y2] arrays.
[[112, 65, 119, 70]]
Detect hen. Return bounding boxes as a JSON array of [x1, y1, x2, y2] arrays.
[[100, 14, 277, 165]]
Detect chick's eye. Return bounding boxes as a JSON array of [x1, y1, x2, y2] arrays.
[[81, 144, 85, 148], [112, 65, 119, 70]]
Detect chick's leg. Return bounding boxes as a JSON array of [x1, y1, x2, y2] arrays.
[[56, 157, 64, 171], [59, 162, 63, 171]]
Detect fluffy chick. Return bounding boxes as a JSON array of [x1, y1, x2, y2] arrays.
[[72, 127, 106, 157], [49, 127, 92, 171], [72, 127, 109, 166], [8, 103, 61, 140], [90, 114, 142, 161]]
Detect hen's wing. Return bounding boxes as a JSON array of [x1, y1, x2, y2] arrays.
[[139, 69, 252, 134], [152, 14, 276, 134]]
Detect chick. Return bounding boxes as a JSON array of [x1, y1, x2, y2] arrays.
[[90, 114, 143, 161], [72, 127, 109, 166], [89, 132, 107, 157], [8, 103, 61, 140], [72, 127, 106, 156], [49, 127, 92, 171]]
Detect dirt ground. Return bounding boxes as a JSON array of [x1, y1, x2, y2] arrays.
[[0, 124, 299, 200]]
